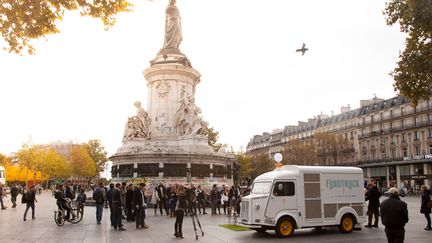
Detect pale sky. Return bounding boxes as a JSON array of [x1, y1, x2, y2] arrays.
[[0, 0, 406, 158]]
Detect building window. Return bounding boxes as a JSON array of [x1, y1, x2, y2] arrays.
[[415, 146, 421, 156], [414, 131, 420, 140], [164, 163, 187, 177], [429, 129, 432, 138], [400, 165, 410, 176], [414, 117, 419, 127], [390, 122, 394, 129], [380, 112, 384, 121], [414, 164, 424, 175], [380, 124, 384, 132], [402, 133, 407, 142], [430, 145, 432, 154], [212, 165, 225, 178], [226, 165, 232, 179], [191, 164, 210, 178], [362, 117, 366, 125], [381, 150, 386, 160], [371, 167, 386, 177], [371, 151, 376, 160], [137, 164, 159, 177], [403, 148, 408, 157], [390, 110, 393, 118], [119, 164, 134, 177], [111, 166, 118, 177], [391, 135, 395, 143], [401, 107, 405, 116], [391, 148, 396, 159], [362, 128, 365, 136], [371, 115, 374, 123], [362, 152, 367, 161], [401, 119, 405, 129]]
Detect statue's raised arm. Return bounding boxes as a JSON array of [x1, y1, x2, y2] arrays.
[[162, 0, 182, 50]]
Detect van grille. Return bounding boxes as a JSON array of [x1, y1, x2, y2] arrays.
[[240, 201, 249, 218]]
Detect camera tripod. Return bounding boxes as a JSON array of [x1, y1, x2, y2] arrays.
[[188, 204, 204, 240]]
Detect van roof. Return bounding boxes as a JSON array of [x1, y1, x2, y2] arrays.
[[254, 165, 363, 181]]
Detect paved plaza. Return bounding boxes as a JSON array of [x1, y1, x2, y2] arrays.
[[0, 192, 431, 243]]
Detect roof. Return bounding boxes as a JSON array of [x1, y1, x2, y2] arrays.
[[254, 165, 363, 181]]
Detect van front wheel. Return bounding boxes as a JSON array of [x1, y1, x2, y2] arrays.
[[275, 217, 295, 238], [338, 214, 355, 233]]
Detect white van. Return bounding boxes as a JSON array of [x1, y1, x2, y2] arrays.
[[239, 165, 366, 237]]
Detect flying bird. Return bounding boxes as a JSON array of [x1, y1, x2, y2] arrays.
[[296, 43, 308, 56]]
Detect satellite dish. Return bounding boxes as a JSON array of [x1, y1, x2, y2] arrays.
[[274, 153, 283, 162]]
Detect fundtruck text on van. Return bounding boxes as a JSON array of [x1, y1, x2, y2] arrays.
[[238, 165, 366, 238]]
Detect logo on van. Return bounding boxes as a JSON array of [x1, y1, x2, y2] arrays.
[[326, 180, 360, 190]]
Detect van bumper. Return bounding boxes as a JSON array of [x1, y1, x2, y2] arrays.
[[237, 222, 263, 229]]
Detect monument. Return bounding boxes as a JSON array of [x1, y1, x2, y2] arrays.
[[110, 0, 235, 190]]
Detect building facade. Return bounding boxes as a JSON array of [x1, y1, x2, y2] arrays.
[[246, 96, 432, 192]]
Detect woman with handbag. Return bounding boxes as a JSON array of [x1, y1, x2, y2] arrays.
[[420, 185, 431, 230]]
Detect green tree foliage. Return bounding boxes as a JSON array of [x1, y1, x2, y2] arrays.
[[206, 127, 224, 152], [252, 154, 274, 178], [235, 151, 254, 182], [0, 0, 132, 54], [283, 139, 317, 165], [384, 0, 432, 106], [86, 139, 108, 176]]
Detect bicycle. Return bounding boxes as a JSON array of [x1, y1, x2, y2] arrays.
[[54, 199, 84, 226]]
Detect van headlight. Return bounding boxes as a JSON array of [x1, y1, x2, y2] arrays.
[[255, 203, 260, 210]]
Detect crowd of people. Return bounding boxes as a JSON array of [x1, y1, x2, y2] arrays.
[[88, 181, 244, 238]]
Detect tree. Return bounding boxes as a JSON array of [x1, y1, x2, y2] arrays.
[[0, 0, 132, 54], [86, 139, 108, 178], [70, 145, 96, 178], [283, 139, 317, 165], [384, 0, 432, 106], [0, 153, 10, 165], [42, 149, 72, 180], [206, 127, 224, 152], [235, 151, 254, 184], [252, 154, 274, 178]]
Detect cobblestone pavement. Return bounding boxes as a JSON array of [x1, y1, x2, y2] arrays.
[[0, 192, 431, 243]]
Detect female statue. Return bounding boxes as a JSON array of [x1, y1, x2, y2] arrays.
[[162, 0, 182, 50]]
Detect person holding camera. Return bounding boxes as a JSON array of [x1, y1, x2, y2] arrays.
[[174, 185, 188, 239]]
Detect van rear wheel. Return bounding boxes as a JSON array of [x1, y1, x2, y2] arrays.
[[338, 214, 355, 233], [275, 217, 295, 238]]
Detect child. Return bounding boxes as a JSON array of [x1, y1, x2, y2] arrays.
[[174, 186, 188, 239]]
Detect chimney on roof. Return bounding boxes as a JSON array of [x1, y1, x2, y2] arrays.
[[341, 105, 351, 114]]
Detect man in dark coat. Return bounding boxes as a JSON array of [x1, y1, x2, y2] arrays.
[[23, 185, 37, 221], [106, 183, 115, 226], [112, 183, 125, 230], [156, 183, 168, 216], [420, 185, 431, 230], [380, 187, 408, 243], [133, 183, 148, 229], [125, 184, 135, 222], [10, 184, 19, 208], [365, 181, 382, 227]]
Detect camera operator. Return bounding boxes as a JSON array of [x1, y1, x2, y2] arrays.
[[174, 185, 188, 239]]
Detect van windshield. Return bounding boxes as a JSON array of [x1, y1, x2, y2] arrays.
[[251, 182, 272, 194]]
